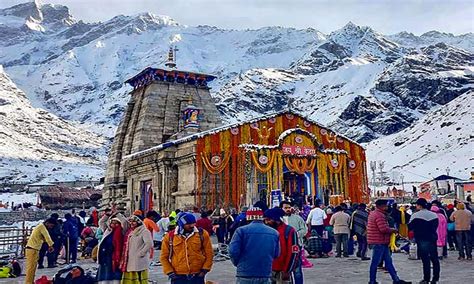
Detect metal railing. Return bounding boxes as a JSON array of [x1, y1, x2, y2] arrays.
[[0, 226, 32, 258]]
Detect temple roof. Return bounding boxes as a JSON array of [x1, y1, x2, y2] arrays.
[[125, 67, 217, 89], [123, 109, 364, 161]]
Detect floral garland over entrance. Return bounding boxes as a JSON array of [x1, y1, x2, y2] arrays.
[[195, 112, 368, 209]]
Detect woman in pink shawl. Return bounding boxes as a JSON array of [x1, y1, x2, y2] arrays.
[[431, 205, 447, 259]]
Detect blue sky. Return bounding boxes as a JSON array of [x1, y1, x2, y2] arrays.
[[1, 0, 473, 35]]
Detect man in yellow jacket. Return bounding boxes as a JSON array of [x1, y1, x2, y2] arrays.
[[160, 212, 213, 284], [25, 218, 56, 283]]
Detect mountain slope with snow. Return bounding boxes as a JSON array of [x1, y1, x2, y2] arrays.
[[0, 66, 106, 182], [366, 91, 473, 181]]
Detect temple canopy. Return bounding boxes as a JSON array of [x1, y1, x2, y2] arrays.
[[124, 67, 217, 89]]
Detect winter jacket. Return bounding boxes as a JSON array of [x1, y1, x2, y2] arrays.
[[196, 217, 213, 236], [431, 207, 447, 247], [229, 220, 279, 278], [143, 218, 159, 234], [272, 223, 299, 273], [154, 217, 170, 242], [367, 208, 394, 245], [160, 226, 213, 276], [408, 209, 439, 243], [329, 211, 351, 235], [283, 214, 307, 246], [63, 217, 79, 239], [450, 209, 472, 231], [26, 223, 54, 250], [97, 213, 128, 264], [351, 209, 369, 236], [123, 225, 153, 272]]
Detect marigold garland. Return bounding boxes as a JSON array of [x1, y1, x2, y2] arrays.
[[201, 151, 231, 174], [284, 157, 316, 175], [251, 149, 276, 172]]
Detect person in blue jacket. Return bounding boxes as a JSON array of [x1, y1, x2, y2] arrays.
[[63, 213, 80, 263], [229, 206, 280, 284]]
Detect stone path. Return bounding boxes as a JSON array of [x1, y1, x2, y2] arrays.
[[2, 250, 471, 283]]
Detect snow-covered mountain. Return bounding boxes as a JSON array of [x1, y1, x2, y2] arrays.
[[388, 31, 474, 52], [0, 65, 106, 182], [366, 91, 473, 181], [0, 1, 472, 182]]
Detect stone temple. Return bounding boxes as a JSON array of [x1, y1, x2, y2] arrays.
[[103, 49, 369, 214]]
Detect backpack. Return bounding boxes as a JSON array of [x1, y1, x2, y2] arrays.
[[282, 225, 301, 272], [0, 260, 21, 278], [168, 228, 205, 262]]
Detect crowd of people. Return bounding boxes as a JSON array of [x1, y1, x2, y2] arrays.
[[22, 197, 473, 284]]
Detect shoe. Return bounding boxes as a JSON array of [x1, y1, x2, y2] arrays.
[[361, 257, 371, 261], [38, 265, 44, 269], [395, 280, 412, 284], [343, 255, 349, 258], [467, 257, 472, 261], [458, 256, 465, 260], [356, 252, 361, 257]]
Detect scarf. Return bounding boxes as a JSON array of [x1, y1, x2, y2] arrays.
[[120, 228, 133, 272], [91, 210, 99, 227], [399, 207, 408, 238], [111, 225, 123, 272]]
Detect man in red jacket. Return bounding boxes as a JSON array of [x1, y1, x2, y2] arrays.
[[196, 211, 213, 236], [367, 199, 411, 284], [264, 207, 300, 284]]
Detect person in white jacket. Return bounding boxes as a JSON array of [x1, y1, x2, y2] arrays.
[[120, 215, 153, 283]]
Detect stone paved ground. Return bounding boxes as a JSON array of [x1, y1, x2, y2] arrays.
[[2, 250, 472, 284]]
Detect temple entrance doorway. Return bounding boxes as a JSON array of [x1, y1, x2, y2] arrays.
[[283, 171, 310, 208]]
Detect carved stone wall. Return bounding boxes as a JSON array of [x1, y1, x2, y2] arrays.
[[103, 79, 221, 212]]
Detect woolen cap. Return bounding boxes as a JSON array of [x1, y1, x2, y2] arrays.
[[416, 198, 428, 208], [263, 207, 285, 222]]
